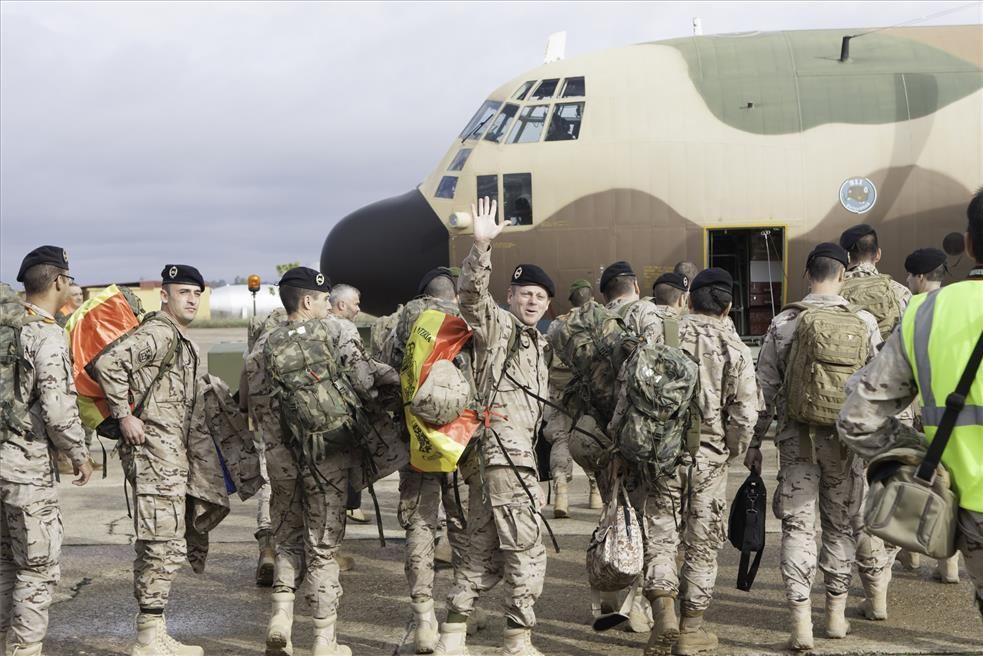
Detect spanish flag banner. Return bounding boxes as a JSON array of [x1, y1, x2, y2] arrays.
[[401, 309, 480, 472], [65, 285, 141, 428]]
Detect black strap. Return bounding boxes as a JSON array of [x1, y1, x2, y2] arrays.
[[367, 481, 386, 547], [916, 329, 983, 482], [737, 549, 763, 592]]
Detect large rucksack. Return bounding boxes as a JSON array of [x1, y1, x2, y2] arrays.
[[783, 303, 870, 426], [609, 338, 700, 479], [0, 283, 37, 444], [840, 274, 901, 340], [264, 318, 361, 462], [247, 308, 287, 352]]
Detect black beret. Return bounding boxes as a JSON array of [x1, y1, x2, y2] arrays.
[[689, 267, 733, 294], [510, 263, 554, 297], [904, 248, 947, 275], [161, 264, 204, 290], [600, 261, 635, 293], [278, 266, 331, 292], [839, 223, 876, 251], [807, 242, 850, 268], [654, 272, 689, 292], [17, 245, 69, 282], [417, 266, 456, 296]]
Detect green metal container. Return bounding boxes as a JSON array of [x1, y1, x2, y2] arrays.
[[208, 342, 247, 394]]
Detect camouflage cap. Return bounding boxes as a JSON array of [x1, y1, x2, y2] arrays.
[[567, 278, 592, 301]]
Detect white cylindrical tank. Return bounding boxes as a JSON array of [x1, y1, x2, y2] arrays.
[[209, 284, 283, 319]]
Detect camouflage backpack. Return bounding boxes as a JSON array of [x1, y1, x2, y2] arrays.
[[840, 274, 901, 340], [264, 318, 362, 462], [548, 299, 638, 424], [0, 282, 37, 444], [609, 338, 701, 479], [783, 303, 870, 426], [369, 304, 403, 362], [248, 308, 287, 352]]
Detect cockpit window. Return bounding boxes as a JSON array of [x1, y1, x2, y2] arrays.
[[435, 176, 458, 199], [459, 100, 502, 141], [483, 104, 519, 143], [545, 102, 584, 141], [503, 173, 533, 226], [476, 175, 499, 219], [507, 105, 550, 144], [512, 81, 536, 101], [561, 76, 585, 97], [531, 78, 559, 100], [448, 148, 472, 171]]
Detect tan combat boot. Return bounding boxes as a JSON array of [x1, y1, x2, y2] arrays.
[[465, 607, 488, 636], [256, 530, 275, 587], [898, 550, 921, 570], [860, 569, 890, 620], [553, 479, 569, 519], [412, 598, 439, 654], [501, 627, 545, 656], [785, 600, 814, 651], [672, 611, 717, 655], [433, 622, 469, 656], [131, 613, 204, 656], [644, 596, 679, 656], [588, 478, 603, 510], [935, 555, 960, 584], [11, 643, 43, 656], [825, 591, 851, 638], [312, 616, 352, 656], [266, 591, 294, 656]]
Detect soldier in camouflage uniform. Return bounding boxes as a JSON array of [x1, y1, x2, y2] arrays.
[[93, 264, 206, 656], [383, 266, 471, 654], [1, 247, 93, 656], [600, 261, 665, 339], [839, 224, 914, 619], [745, 243, 881, 651], [640, 268, 759, 656], [435, 197, 552, 656], [543, 279, 597, 519]]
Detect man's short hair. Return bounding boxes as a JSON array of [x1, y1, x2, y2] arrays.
[[673, 261, 700, 285], [847, 233, 879, 263], [969, 187, 983, 263], [22, 264, 62, 295], [424, 275, 456, 301], [924, 264, 947, 283], [329, 284, 359, 307], [279, 285, 309, 314], [691, 286, 732, 315], [603, 275, 636, 301], [569, 286, 592, 307], [807, 255, 845, 282], [653, 283, 684, 306]]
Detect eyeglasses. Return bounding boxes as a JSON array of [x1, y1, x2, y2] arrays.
[[58, 274, 76, 284]]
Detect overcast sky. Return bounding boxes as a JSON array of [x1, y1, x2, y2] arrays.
[[2, 1, 980, 286]]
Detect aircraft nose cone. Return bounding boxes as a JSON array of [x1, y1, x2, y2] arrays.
[[320, 188, 449, 316]]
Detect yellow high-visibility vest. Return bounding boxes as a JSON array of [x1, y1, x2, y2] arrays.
[[902, 281, 983, 511]]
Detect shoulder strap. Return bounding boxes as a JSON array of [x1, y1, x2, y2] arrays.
[[915, 329, 983, 482], [132, 316, 182, 417], [664, 317, 680, 348]]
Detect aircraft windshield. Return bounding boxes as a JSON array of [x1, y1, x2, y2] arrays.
[[508, 105, 550, 144], [484, 104, 519, 143], [460, 100, 502, 141], [546, 102, 584, 141]]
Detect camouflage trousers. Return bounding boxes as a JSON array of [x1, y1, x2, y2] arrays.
[[642, 455, 728, 613], [447, 466, 546, 628], [853, 476, 899, 586], [774, 431, 864, 602], [0, 482, 62, 646], [397, 468, 467, 601], [544, 407, 573, 482], [956, 509, 983, 619], [130, 488, 187, 610], [255, 445, 272, 535], [269, 466, 348, 619]]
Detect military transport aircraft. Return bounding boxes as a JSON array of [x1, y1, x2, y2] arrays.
[[321, 25, 983, 337]]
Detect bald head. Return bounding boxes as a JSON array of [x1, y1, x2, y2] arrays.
[[673, 261, 699, 285]]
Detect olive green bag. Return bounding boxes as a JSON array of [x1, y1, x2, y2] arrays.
[[864, 329, 983, 559]]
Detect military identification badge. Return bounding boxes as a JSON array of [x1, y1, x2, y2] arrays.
[[839, 177, 877, 214]]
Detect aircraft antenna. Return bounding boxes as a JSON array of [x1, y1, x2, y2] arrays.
[[692, 17, 703, 36], [840, 0, 979, 61], [545, 32, 566, 63]]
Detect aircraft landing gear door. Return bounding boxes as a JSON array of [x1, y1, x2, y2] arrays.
[[706, 227, 786, 339]]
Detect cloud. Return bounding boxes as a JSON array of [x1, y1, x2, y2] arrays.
[[2, 0, 979, 285]]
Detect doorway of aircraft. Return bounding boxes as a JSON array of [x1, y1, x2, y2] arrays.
[[706, 226, 786, 339]]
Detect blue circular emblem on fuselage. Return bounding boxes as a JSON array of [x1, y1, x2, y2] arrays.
[[839, 177, 877, 214]]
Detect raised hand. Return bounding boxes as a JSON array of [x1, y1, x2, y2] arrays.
[[471, 196, 502, 245]]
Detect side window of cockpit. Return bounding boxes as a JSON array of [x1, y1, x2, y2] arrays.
[[448, 148, 472, 171], [512, 81, 536, 101], [483, 104, 519, 143], [476, 175, 499, 221], [561, 76, 585, 97], [503, 173, 533, 226], [507, 105, 549, 144], [545, 102, 585, 141], [531, 78, 559, 100], [435, 176, 458, 199], [460, 100, 502, 141]]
